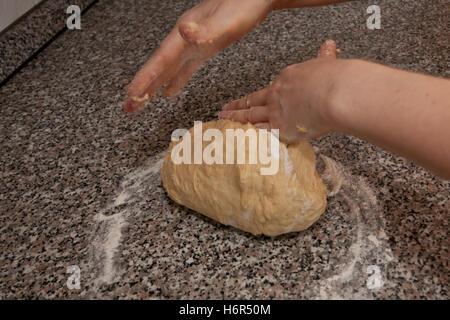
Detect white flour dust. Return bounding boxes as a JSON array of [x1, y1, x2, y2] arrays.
[[93, 213, 126, 284], [316, 154, 395, 299], [89, 152, 165, 286]]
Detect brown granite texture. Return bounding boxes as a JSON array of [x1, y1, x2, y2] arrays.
[[0, 0, 448, 299], [0, 0, 96, 83]]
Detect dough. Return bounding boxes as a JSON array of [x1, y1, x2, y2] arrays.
[[161, 120, 327, 236]]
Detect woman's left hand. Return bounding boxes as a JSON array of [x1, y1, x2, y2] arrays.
[[219, 39, 345, 144]]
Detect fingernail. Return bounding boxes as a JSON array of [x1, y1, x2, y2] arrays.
[[325, 39, 335, 47], [130, 93, 149, 103], [123, 98, 139, 113], [123, 99, 133, 112]]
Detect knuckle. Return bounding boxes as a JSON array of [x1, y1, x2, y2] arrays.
[[177, 11, 191, 24], [239, 97, 247, 108], [284, 64, 296, 72], [248, 108, 255, 123], [248, 94, 255, 107], [270, 79, 282, 94], [280, 63, 300, 79], [281, 64, 295, 75]]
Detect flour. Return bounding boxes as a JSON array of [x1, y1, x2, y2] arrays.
[[89, 152, 165, 286], [94, 212, 126, 283], [316, 154, 395, 299]]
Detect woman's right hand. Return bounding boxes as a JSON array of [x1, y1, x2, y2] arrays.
[[123, 0, 278, 112]]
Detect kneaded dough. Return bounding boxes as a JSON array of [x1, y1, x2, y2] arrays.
[[161, 120, 327, 236]]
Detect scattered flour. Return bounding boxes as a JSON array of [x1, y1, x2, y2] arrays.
[[316, 154, 395, 299], [89, 152, 165, 286]]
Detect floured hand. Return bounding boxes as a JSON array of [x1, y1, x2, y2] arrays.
[[123, 0, 276, 112]]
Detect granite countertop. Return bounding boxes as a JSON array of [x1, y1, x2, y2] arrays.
[[0, 0, 97, 83], [0, 0, 448, 299]]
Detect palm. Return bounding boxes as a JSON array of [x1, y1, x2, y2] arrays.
[[123, 0, 274, 112]]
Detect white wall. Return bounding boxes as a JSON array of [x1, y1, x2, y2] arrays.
[[0, 0, 43, 32]]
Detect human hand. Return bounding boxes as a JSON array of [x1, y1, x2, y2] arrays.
[[123, 0, 276, 112], [218, 40, 344, 143]]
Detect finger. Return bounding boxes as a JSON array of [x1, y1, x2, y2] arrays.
[[218, 106, 269, 124], [123, 97, 143, 113], [317, 39, 337, 59], [125, 29, 188, 99], [163, 59, 203, 97], [123, 60, 183, 112], [222, 87, 269, 111], [142, 59, 182, 96]]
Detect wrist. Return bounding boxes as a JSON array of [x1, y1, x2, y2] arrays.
[[270, 0, 285, 10], [271, 0, 301, 10], [324, 59, 373, 134]]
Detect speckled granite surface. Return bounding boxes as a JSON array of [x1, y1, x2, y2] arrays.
[[0, 0, 95, 83], [0, 0, 448, 299]]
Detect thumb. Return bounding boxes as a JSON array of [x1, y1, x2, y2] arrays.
[[178, 21, 210, 44], [317, 40, 337, 59]]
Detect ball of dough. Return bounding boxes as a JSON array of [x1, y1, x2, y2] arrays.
[[161, 120, 327, 236]]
